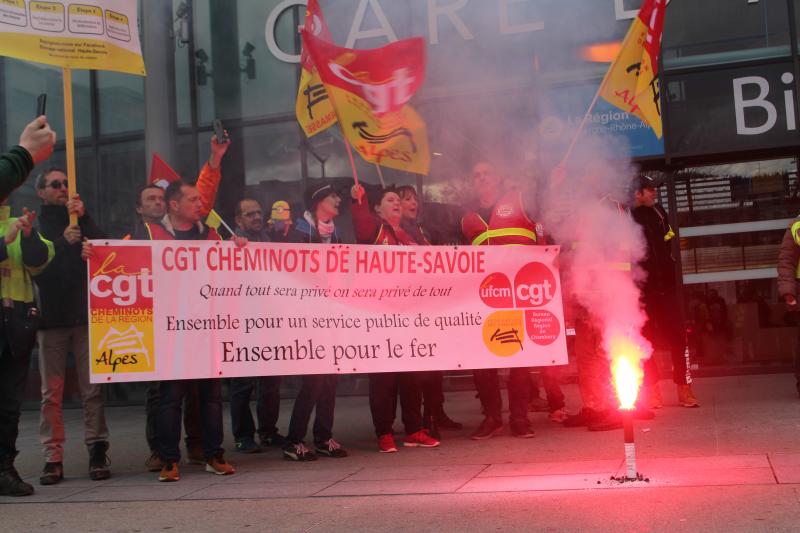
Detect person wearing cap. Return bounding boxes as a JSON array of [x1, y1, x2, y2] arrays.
[[267, 200, 293, 242], [351, 183, 441, 453], [281, 181, 348, 461], [630, 175, 700, 409]]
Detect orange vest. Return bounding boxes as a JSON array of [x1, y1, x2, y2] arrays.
[[461, 192, 539, 246]]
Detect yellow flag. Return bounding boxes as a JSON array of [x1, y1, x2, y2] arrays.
[[205, 209, 223, 231], [599, 0, 666, 138], [295, 0, 337, 137]]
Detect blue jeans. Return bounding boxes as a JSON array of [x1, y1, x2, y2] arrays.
[[158, 379, 223, 462]]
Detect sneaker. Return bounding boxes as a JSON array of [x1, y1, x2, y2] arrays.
[[282, 442, 317, 462], [677, 384, 700, 408], [234, 438, 263, 454], [39, 462, 63, 486], [315, 439, 348, 458], [158, 461, 180, 482], [548, 408, 568, 423], [470, 416, 503, 440], [205, 453, 235, 475], [587, 409, 623, 431], [88, 441, 111, 481], [562, 408, 598, 428], [644, 383, 663, 409], [185, 446, 205, 465], [378, 434, 398, 453], [510, 421, 536, 438], [403, 429, 441, 448], [145, 451, 162, 472], [259, 432, 289, 448], [0, 459, 34, 497], [528, 397, 550, 412]]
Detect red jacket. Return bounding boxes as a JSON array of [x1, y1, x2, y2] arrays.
[[351, 199, 417, 245], [461, 191, 539, 246]]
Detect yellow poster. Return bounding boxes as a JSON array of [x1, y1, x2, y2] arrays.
[[0, 0, 145, 75]]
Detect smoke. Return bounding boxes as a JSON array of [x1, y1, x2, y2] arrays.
[[537, 131, 652, 362]]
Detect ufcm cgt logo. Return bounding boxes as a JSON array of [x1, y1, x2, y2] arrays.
[[479, 262, 560, 357], [89, 247, 156, 374]]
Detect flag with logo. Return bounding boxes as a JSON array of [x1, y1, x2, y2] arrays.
[[295, 0, 338, 138], [599, 0, 666, 138], [301, 30, 430, 175]]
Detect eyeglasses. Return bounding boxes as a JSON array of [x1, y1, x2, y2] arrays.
[[242, 210, 262, 218], [45, 180, 69, 190]]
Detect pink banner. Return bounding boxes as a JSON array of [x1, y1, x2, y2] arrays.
[[87, 241, 567, 383]]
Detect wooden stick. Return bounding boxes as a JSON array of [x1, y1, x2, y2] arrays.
[[374, 163, 386, 188], [62, 67, 78, 226], [344, 137, 362, 204]]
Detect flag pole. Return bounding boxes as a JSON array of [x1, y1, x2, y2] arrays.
[[344, 137, 362, 204], [558, 73, 612, 169], [62, 67, 78, 226], [374, 163, 386, 188]]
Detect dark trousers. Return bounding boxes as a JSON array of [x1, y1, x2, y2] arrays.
[[0, 343, 31, 462], [642, 292, 690, 386], [229, 376, 282, 442], [369, 372, 423, 437], [158, 379, 223, 462], [539, 367, 565, 411], [421, 371, 445, 418], [287, 375, 337, 445], [145, 382, 202, 452], [473, 367, 531, 424]]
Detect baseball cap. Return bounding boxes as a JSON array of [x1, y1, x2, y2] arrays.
[[632, 174, 665, 191]]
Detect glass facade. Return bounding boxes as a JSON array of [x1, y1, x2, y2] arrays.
[[4, 0, 800, 403]]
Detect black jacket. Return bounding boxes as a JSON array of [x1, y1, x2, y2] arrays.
[[34, 204, 105, 329], [631, 203, 676, 295]]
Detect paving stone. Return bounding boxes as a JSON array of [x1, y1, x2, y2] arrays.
[[346, 464, 485, 481], [479, 460, 622, 478], [459, 474, 609, 493], [315, 478, 467, 496], [183, 481, 334, 500]]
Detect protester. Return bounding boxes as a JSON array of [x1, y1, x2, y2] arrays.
[[461, 161, 538, 439], [229, 198, 287, 453], [630, 175, 700, 409], [267, 200, 293, 242], [351, 183, 440, 452], [397, 184, 462, 437], [281, 182, 348, 461], [124, 179, 243, 481], [0, 204, 54, 496], [128, 184, 204, 472], [0, 117, 56, 202], [777, 214, 800, 397], [34, 169, 110, 484]]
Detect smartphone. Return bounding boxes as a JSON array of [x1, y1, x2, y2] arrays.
[[212, 119, 230, 144], [36, 93, 47, 117]]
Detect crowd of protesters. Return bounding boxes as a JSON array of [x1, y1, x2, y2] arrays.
[[0, 117, 704, 496]]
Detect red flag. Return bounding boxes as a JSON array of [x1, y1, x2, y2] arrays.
[[302, 30, 430, 174], [149, 154, 181, 189]]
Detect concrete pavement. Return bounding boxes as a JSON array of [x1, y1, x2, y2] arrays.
[[2, 373, 800, 532]]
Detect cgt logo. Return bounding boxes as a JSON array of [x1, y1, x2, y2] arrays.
[[480, 262, 556, 309], [480, 261, 561, 355], [89, 248, 154, 307]]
